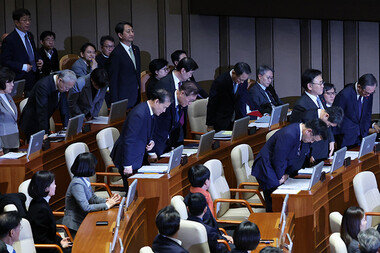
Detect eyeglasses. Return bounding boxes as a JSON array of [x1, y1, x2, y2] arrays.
[[103, 45, 115, 49], [19, 17, 32, 23], [325, 91, 336, 96], [312, 81, 325, 86]]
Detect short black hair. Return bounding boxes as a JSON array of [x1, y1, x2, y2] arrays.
[[0, 211, 21, 239], [149, 88, 172, 104], [171, 50, 187, 65], [149, 59, 168, 77], [70, 152, 97, 177], [40, 31, 56, 41], [234, 62, 252, 76], [80, 42, 96, 54], [176, 57, 198, 72], [257, 65, 274, 78], [325, 106, 344, 125], [12, 8, 31, 21], [115, 21, 133, 37], [155, 205, 181, 236], [186, 193, 207, 216], [233, 221, 261, 250], [179, 81, 199, 97], [323, 82, 336, 93], [0, 67, 15, 90], [90, 68, 109, 89], [28, 171, 55, 199], [305, 118, 328, 140], [301, 69, 322, 90], [188, 165, 210, 187], [259, 246, 283, 253], [358, 73, 378, 89], [99, 35, 114, 46]]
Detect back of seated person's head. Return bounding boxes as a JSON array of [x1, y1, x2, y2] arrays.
[[358, 228, 380, 253], [171, 50, 187, 65], [233, 221, 261, 250], [259, 246, 283, 253], [341, 206, 366, 245], [155, 205, 181, 237], [324, 106, 344, 125], [188, 164, 210, 188], [0, 211, 21, 242], [0, 240, 7, 253], [90, 68, 109, 89], [70, 152, 97, 178], [175, 57, 198, 72], [0, 67, 15, 91], [185, 193, 207, 217], [28, 171, 55, 199]]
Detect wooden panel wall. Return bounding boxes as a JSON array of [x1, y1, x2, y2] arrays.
[[0, 0, 379, 113]]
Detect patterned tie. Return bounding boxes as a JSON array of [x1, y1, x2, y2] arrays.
[[24, 34, 37, 72], [358, 96, 363, 118], [128, 47, 136, 69], [316, 96, 324, 109]]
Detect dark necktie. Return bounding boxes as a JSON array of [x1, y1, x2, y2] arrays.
[[358, 96, 363, 118], [24, 34, 37, 72], [265, 89, 275, 105], [176, 106, 184, 126], [178, 81, 182, 89]]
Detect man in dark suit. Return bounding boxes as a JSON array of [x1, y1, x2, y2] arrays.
[[0, 211, 22, 253], [39, 31, 59, 77], [248, 65, 283, 115], [251, 119, 328, 212], [153, 81, 198, 157], [67, 68, 108, 119], [108, 21, 141, 108], [333, 73, 379, 148], [0, 8, 43, 97], [152, 205, 189, 253], [206, 62, 253, 132], [20, 70, 76, 140], [95, 35, 115, 69], [110, 89, 171, 192]]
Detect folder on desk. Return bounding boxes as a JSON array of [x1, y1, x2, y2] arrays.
[[138, 145, 183, 173]]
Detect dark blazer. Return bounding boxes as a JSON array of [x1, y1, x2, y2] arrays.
[[251, 123, 306, 190], [111, 102, 155, 172], [0, 193, 27, 218], [248, 82, 283, 114], [107, 43, 141, 107], [0, 29, 41, 91], [190, 75, 209, 99], [28, 198, 62, 252], [206, 72, 250, 132], [333, 84, 373, 148], [152, 234, 189, 253], [95, 53, 108, 69], [67, 75, 106, 118], [145, 76, 158, 99], [19, 75, 70, 139], [155, 72, 176, 100], [39, 48, 59, 77]]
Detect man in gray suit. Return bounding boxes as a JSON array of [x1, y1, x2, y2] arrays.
[[67, 68, 109, 119]]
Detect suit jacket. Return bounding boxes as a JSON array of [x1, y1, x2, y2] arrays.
[[67, 75, 106, 118], [152, 234, 189, 253], [206, 72, 250, 132], [0, 94, 19, 148], [95, 53, 108, 69], [145, 76, 158, 99], [28, 198, 61, 252], [155, 72, 177, 100], [71, 58, 90, 78], [111, 102, 155, 172], [39, 47, 59, 77], [107, 43, 141, 107], [62, 177, 108, 231], [248, 82, 283, 114], [0, 193, 27, 218], [0, 29, 41, 91], [19, 75, 70, 139], [251, 123, 307, 190], [333, 84, 373, 148]]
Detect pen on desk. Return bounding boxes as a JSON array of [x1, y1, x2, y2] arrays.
[[259, 239, 274, 244]]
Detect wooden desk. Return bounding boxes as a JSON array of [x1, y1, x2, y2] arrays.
[[248, 212, 295, 252], [272, 152, 380, 252], [0, 121, 123, 211]]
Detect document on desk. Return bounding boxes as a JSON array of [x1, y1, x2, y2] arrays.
[[298, 166, 331, 175], [272, 188, 301, 195], [48, 132, 66, 138], [129, 174, 164, 179], [248, 122, 269, 128], [86, 116, 109, 124], [329, 151, 359, 160], [0, 152, 27, 159], [277, 178, 310, 191], [214, 130, 232, 140], [160, 148, 197, 158]]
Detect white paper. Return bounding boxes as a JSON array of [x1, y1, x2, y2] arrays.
[[298, 166, 331, 175], [255, 115, 271, 123], [48, 132, 66, 138], [86, 116, 109, 124], [182, 149, 198, 156], [248, 122, 269, 128], [129, 174, 164, 179], [272, 188, 301, 195], [0, 152, 27, 159], [138, 165, 168, 173], [277, 178, 310, 190]]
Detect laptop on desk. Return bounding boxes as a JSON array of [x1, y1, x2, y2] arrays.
[[137, 145, 184, 173], [87, 99, 128, 124], [214, 116, 250, 141], [358, 133, 376, 159], [65, 114, 85, 140], [197, 130, 215, 157], [26, 130, 45, 160]]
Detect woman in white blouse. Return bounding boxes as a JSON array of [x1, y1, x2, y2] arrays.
[[0, 67, 19, 153]]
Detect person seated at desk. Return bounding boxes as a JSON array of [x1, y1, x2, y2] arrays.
[[251, 119, 328, 212], [152, 205, 189, 253], [38, 31, 59, 77], [232, 221, 261, 253], [186, 193, 231, 253], [358, 228, 380, 253], [27, 171, 72, 252], [341, 206, 368, 253], [259, 246, 283, 252], [152, 81, 198, 157], [62, 153, 121, 236], [110, 89, 172, 192], [0, 67, 19, 154], [71, 43, 97, 78], [321, 82, 337, 108], [0, 211, 21, 253], [145, 58, 169, 99], [67, 68, 108, 119], [19, 69, 76, 140]]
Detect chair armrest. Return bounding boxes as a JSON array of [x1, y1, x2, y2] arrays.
[[213, 198, 254, 215], [35, 244, 63, 253], [238, 182, 260, 188], [184, 139, 200, 144], [217, 240, 231, 251], [90, 182, 112, 197], [219, 228, 227, 235], [106, 164, 116, 172], [191, 131, 205, 135], [365, 212, 380, 217], [229, 188, 266, 207], [56, 224, 73, 242], [52, 211, 64, 217], [95, 172, 124, 189]]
